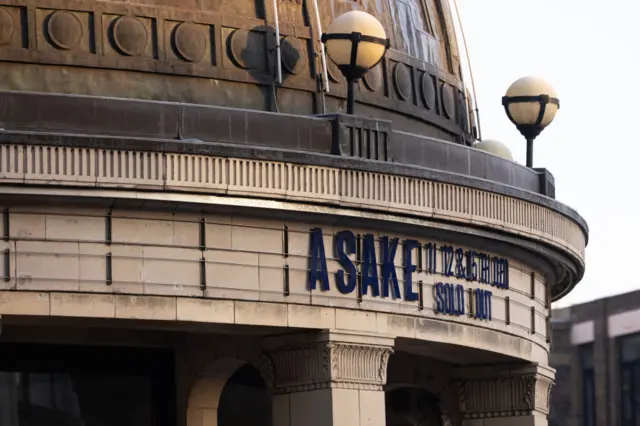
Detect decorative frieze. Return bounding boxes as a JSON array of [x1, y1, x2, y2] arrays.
[[262, 331, 394, 394], [0, 143, 586, 266], [453, 364, 554, 419]]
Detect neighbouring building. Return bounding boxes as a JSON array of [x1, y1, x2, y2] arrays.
[[550, 290, 640, 426], [0, 0, 587, 425]]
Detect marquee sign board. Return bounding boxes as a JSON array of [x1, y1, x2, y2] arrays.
[[307, 228, 512, 322]]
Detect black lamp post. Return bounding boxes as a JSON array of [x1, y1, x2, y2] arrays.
[[321, 11, 390, 115], [502, 77, 560, 168]]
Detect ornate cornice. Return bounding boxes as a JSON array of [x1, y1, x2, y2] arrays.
[[262, 331, 394, 394], [453, 364, 554, 419]]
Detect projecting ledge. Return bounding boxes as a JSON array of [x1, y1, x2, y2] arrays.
[[0, 292, 549, 364]]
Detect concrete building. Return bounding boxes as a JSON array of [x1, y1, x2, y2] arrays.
[[0, 0, 587, 425], [550, 291, 640, 426]]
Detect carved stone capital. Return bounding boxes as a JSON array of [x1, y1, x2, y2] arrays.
[[452, 364, 555, 419], [262, 330, 394, 394]]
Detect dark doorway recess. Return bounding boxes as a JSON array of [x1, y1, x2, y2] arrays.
[[386, 386, 443, 426], [218, 364, 271, 426]]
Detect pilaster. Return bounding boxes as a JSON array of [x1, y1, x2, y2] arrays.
[[453, 364, 555, 425], [262, 330, 394, 426]]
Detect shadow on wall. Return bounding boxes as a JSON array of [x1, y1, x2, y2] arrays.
[[232, 25, 307, 112]]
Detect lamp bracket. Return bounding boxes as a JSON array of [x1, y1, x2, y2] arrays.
[[502, 95, 560, 108], [321, 32, 390, 81]]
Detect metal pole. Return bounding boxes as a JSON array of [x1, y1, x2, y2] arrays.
[[311, 0, 330, 92], [347, 80, 355, 114], [526, 137, 534, 168], [272, 0, 283, 85], [346, 34, 360, 115]]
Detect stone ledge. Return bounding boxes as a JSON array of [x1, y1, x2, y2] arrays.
[[0, 291, 551, 364]]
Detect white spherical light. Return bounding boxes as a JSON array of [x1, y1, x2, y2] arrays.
[[504, 76, 559, 127], [324, 11, 387, 70], [475, 140, 513, 161]]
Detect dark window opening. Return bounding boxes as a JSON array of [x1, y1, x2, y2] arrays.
[[579, 344, 596, 426], [0, 343, 175, 426], [619, 333, 640, 426], [549, 365, 571, 426]]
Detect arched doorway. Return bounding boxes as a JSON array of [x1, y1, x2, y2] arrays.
[[217, 364, 271, 426], [186, 360, 271, 426], [386, 387, 443, 426]]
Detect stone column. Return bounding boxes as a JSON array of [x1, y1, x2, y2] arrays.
[[453, 364, 555, 426], [261, 330, 395, 426]]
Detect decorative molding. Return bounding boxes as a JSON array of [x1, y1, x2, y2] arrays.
[[453, 365, 555, 419], [263, 334, 394, 393]]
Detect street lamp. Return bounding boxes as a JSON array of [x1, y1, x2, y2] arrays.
[[321, 11, 390, 114], [502, 76, 560, 168]]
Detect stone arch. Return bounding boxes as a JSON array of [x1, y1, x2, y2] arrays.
[[186, 357, 271, 426]]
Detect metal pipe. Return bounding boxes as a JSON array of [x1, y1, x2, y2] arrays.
[[459, 66, 470, 137], [311, 0, 330, 92], [451, 0, 482, 140], [272, 0, 283, 85]]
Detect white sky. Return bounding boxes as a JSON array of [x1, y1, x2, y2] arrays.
[[456, 0, 640, 308]]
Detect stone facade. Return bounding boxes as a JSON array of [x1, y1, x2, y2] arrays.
[[0, 2, 587, 425]]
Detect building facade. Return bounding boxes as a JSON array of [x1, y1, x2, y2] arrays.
[[0, 0, 587, 425], [550, 291, 640, 426]]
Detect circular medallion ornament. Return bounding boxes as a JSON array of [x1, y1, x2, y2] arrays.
[[441, 83, 456, 119], [0, 9, 15, 45], [112, 16, 148, 56], [420, 73, 436, 110], [228, 29, 259, 70], [47, 10, 83, 50], [281, 36, 306, 75], [363, 63, 383, 92], [393, 63, 411, 101], [173, 22, 206, 62], [326, 60, 343, 83]]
